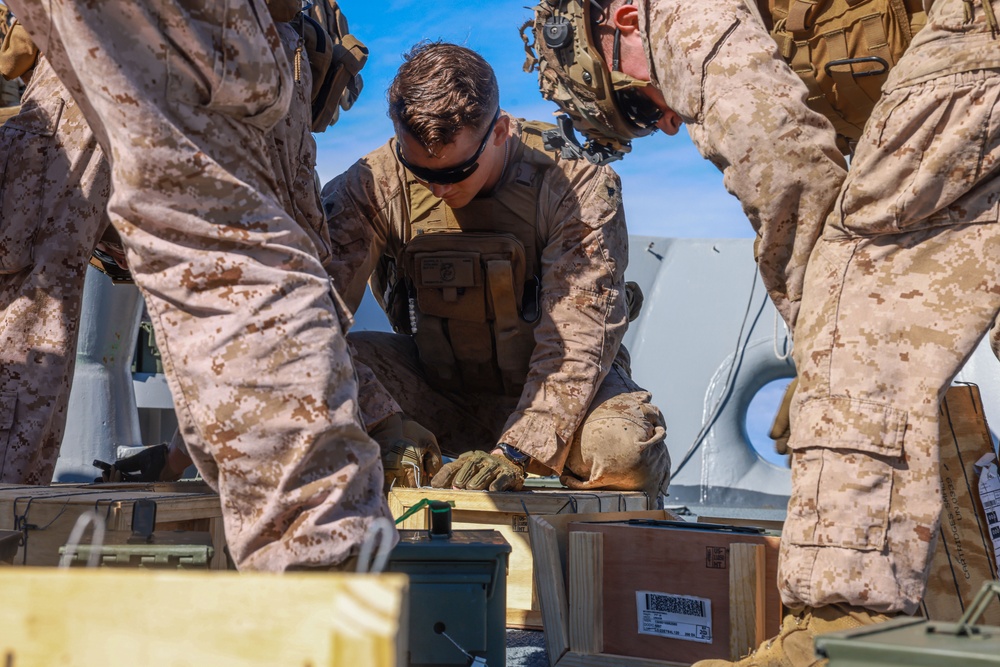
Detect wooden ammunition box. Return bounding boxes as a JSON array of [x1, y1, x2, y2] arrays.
[[530, 510, 781, 667], [388, 485, 650, 629], [0, 482, 227, 569]]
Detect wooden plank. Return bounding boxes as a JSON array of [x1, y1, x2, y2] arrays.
[[729, 543, 766, 660], [506, 608, 543, 629], [528, 514, 572, 667], [569, 531, 603, 654], [0, 569, 407, 666], [389, 487, 650, 518], [556, 651, 687, 667]]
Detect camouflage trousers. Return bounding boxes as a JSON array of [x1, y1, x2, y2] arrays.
[[0, 56, 110, 485], [782, 63, 1000, 612], [7, 0, 390, 570], [350, 331, 671, 500]]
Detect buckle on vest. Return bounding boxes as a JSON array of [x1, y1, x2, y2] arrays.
[[824, 55, 889, 79]]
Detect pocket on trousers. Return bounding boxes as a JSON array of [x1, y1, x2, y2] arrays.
[[785, 396, 906, 551], [0, 96, 64, 274], [169, 0, 288, 128], [839, 78, 1000, 236]]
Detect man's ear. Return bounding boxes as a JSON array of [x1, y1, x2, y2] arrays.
[[612, 3, 640, 32], [492, 114, 511, 146]]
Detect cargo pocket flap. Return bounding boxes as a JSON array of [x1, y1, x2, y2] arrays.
[[4, 96, 63, 137], [794, 396, 907, 458]]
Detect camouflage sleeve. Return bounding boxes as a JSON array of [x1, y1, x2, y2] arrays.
[[320, 143, 400, 314], [497, 162, 629, 474], [646, 0, 847, 329]]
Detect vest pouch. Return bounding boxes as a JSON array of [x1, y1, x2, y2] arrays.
[[402, 231, 532, 396], [411, 249, 485, 322], [769, 0, 926, 151]]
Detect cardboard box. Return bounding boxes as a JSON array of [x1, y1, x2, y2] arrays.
[[388, 486, 650, 629], [924, 384, 1000, 625], [0, 483, 227, 569], [531, 509, 773, 667]]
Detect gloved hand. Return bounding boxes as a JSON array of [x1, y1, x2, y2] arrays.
[[431, 450, 525, 492], [371, 413, 443, 491], [769, 376, 798, 456], [94, 443, 169, 483]]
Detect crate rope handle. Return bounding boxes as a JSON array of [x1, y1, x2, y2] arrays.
[[58, 510, 107, 568]]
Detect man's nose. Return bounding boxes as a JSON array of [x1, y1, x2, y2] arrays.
[[428, 182, 452, 198]]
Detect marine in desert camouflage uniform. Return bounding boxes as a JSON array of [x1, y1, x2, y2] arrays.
[[525, 0, 998, 664], [0, 26, 111, 484], [524, 0, 848, 331], [779, 0, 1000, 629], [323, 43, 669, 500], [5, 0, 389, 571]]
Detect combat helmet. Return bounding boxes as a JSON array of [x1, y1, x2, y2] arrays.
[[521, 0, 662, 165]]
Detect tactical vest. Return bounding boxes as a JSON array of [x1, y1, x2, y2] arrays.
[[381, 121, 558, 397], [761, 0, 926, 153]]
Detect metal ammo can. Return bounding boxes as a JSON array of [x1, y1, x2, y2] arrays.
[[387, 504, 511, 667], [815, 582, 1000, 666]]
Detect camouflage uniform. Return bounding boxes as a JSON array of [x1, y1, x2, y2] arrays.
[[6, 0, 390, 571], [0, 53, 111, 484], [323, 117, 670, 499], [783, 0, 1000, 615], [638, 0, 848, 329]]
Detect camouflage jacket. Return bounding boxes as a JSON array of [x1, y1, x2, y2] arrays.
[[322, 116, 631, 474], [638, 0, 848, 329]]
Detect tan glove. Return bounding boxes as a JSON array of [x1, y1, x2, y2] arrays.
[[769, 376, 798, 456], [431, 450, 525, 492], [370, 413, 443, 491]]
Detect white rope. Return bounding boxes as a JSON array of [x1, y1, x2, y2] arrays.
[[58, 510, 107, 569], [773, 309, 793, 361], [356, 516, 395, 574]]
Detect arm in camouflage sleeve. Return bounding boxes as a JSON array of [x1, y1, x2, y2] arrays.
[[320, 143, 404, 314], [497, 161, 629, 474], [321, 143, 405, 427], [645, 0, 847, 330]]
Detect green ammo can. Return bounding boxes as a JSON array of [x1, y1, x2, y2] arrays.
[[387, 500, 511, 667], [815, 582, 1000, 666]]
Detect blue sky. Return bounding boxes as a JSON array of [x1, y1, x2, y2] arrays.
[[316, 0, 752, 239]]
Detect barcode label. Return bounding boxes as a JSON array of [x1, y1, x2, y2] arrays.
[[636, 591, 713, 643]]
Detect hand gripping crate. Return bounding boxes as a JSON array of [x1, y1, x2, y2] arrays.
[[0, 483, 227, 569], [388, 486, 651, 629]]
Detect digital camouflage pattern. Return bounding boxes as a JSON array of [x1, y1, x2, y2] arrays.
[[0, 54, 110, 484], [323, 117, 669, 498], [638, 0, 849, 330], [6, 0, 390, 571], [782, 0, 1000, 615]]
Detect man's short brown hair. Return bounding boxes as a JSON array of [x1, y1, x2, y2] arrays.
[[388, 42, 499, 154]]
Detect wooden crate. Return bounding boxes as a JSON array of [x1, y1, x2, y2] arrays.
[[388, 486, 650, 629], [529, 510, 782, 667], [0, 483, 227, 569], [0, 569, 408, 666]]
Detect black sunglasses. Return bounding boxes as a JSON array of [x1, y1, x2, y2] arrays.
[[395, 108, 501, 185]]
